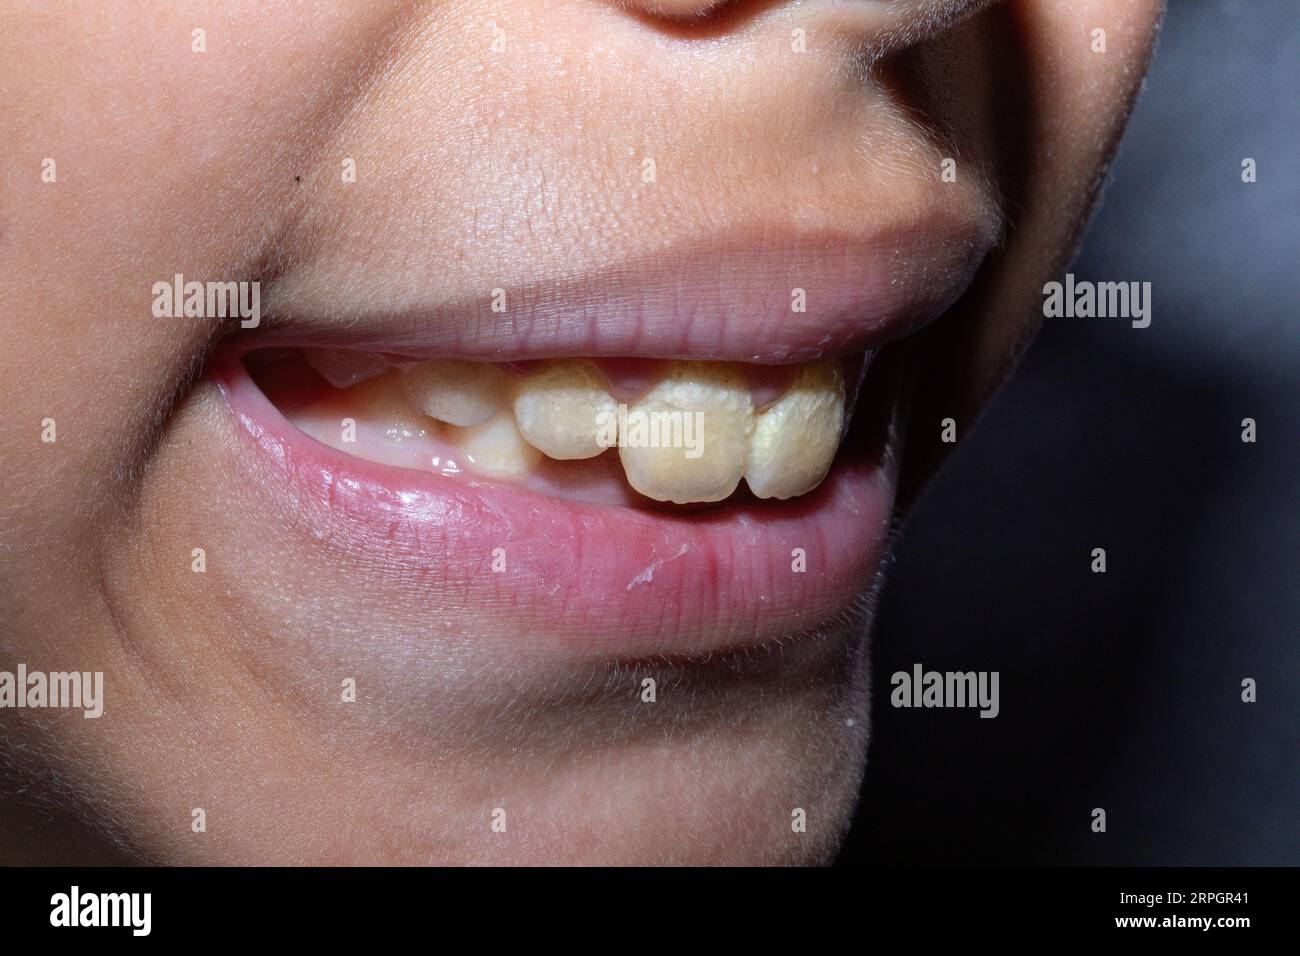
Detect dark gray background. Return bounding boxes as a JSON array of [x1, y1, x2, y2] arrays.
[[840, 0, 1298, 865]]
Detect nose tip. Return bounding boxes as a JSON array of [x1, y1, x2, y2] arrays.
[[619, 0, 731, 19]]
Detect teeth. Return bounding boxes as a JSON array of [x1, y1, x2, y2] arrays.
[[512, 361, 618, 460], [296, 352, 853, 504], [451, 408, 543, 479], [618, 363, 753, 504], [400, 359, 512, 427], [305, 348, 390, 389], [744, 360, 845, 500], [341, 373, 434, 442]]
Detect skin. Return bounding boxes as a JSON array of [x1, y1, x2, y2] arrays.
[[0, 0, 1162, 864]]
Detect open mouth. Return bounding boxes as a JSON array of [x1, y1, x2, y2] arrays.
[[210, 340, 904, 658], [204, 225, 992, 658], [242, 349, 872, 508]]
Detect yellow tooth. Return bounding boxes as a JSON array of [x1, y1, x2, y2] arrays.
[[745, 360, 845, 500], [342, 372, 433, 441], [618, 362, 753, 504], [512, 361, 617, 460], [451, 408, 543, 479], [400, 359, 511, 427]]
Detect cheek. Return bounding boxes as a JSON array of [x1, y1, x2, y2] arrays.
[[894, 0, 1162, 505], [1013, 0, 1165, 124], [0, 1, 414, 586]]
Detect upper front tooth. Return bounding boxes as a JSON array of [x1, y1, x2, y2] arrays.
[[618, 363, 753, 504], [451, 408, 543, 479], [744, 360, 845, 500], [304, 348, 390, 389], [400, 359, 512, 427], [512, 361, 617, 460]]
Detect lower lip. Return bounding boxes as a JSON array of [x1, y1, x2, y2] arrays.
[[210, 356, 899, 658]]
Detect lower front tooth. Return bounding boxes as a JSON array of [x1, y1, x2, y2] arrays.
[[618, 363, 753, 504], [452, 408, 543, 479], [400, 358, 511, 427], [745, 360, 845, 500], [512, 361, 617, 460]]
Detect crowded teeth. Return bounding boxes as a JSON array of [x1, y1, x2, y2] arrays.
[[304, 348, 390, 388], [451, 408, 543, 479], [513, 360, 618, 460], [744, 359, 845, 500], [266, 351, 855, 506], [400, 358, 512, 427], [618, 362, 754, 504]]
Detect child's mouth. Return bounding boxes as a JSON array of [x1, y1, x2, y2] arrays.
[[245, 348, 871, 509], [208, 342, 902, 658], [203, 228, 989, 657]]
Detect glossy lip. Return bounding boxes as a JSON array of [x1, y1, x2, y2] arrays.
[[210, 350, 902, 659], [239, 225, 995, 364]]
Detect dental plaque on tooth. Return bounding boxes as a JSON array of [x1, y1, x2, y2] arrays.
[[257, 350, 853, 507]]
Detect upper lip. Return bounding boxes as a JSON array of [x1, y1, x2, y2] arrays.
[[229, 221, 996, 364]]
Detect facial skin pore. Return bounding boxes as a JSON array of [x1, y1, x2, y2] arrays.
[[0, 0, 1162, 864]]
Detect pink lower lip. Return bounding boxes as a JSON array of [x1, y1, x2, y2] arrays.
[[211, 357, 898, 658]]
